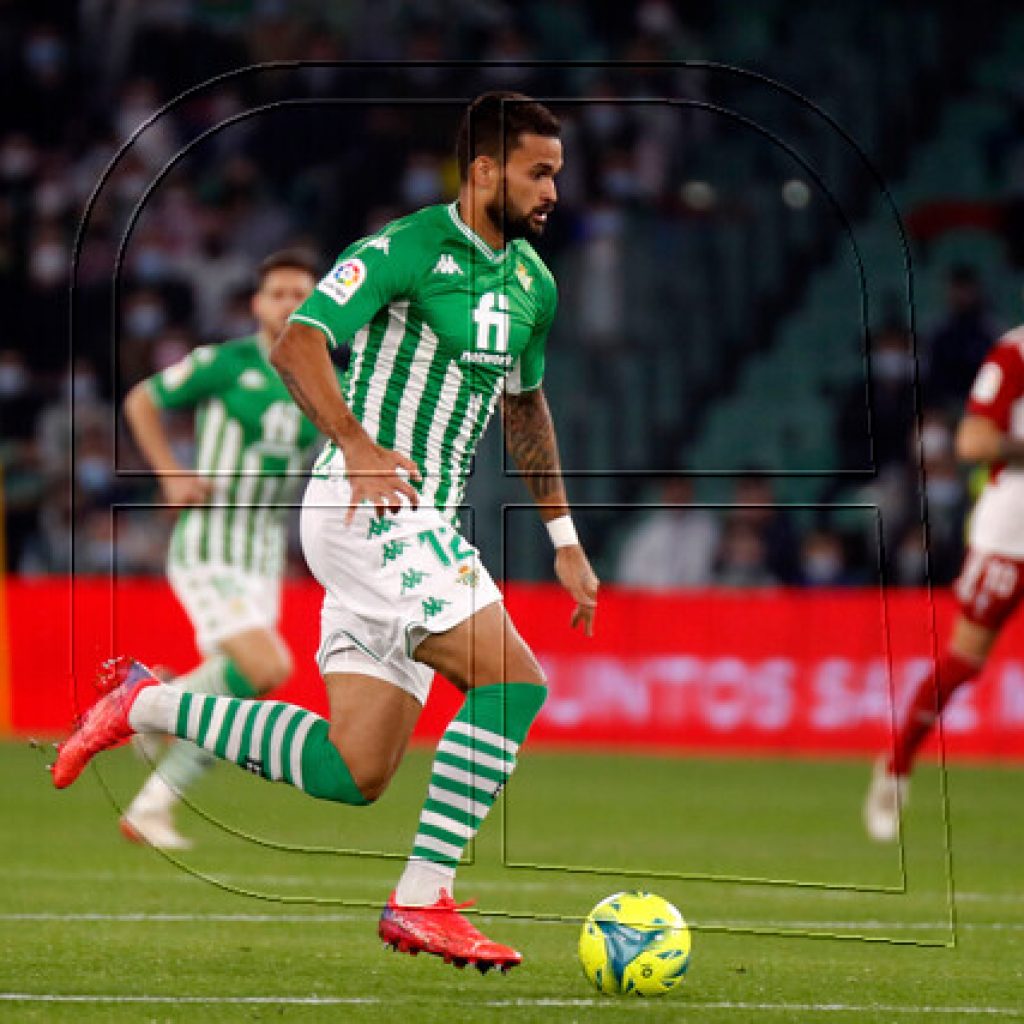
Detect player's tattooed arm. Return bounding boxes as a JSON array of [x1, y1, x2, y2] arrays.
[[501, 387, 570, 520], [503, 387, 600, 636]]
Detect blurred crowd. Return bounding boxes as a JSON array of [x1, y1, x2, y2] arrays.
[[0, 0, 712, 576], [616, 264, 1003, 590], [0, 1, 1012, 589]]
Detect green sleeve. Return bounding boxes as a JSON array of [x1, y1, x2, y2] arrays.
[[147, 345, 234, 409], [507, 277, 557, 394], [288, 228, 421, 348]]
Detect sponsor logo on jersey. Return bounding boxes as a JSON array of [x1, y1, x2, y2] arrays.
[[515, 261, 533, 292], [239, 369, 266, 389], [432, 253, 463, 276], [318, 258, 366, 305], [459, 350, 514, 369]]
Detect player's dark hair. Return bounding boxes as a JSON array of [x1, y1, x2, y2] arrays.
[[456, 91, 561, 181], [256, 248, 319, 289]]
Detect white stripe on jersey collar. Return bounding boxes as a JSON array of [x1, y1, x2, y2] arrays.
[[447, 201, 508, 263]]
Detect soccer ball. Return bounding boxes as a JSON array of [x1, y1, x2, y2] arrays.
[[578, 891, 691, 997]]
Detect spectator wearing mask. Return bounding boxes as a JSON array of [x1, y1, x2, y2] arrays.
[[615, 478, 719, 588]]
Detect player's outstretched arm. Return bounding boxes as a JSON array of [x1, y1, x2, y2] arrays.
[[501, 388, 599, 635], [270, 322, 420, 522], [123, 382, 210, 506]]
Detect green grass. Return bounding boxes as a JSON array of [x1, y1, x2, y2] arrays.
[[2, 740, 1023, 1022]]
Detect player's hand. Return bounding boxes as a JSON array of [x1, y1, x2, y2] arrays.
[[555, 545, 600, 637], [341, 434, 422, 525], [160, 473, 212, 507]]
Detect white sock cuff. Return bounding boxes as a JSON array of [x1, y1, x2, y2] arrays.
[[174, 656, 231, 696], [394, 858, 456, 907], [128, 684, 180, 734]]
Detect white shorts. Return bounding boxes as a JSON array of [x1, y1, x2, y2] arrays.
[[300, 473, 502, 704], [168, 562, 282, 656]]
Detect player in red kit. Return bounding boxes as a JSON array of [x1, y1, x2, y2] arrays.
[[865, 327, 1024, 840]]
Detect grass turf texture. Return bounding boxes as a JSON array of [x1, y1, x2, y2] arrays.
[[1, 740, 1022, 1022]]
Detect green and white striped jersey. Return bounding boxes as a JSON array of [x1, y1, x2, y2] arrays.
[[149, 336, 321, 577], [289, 202, 558, 519]]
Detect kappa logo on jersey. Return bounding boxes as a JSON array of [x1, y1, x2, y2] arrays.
[[239, 369, 266, 390], [318, 258, 367, 306], [364, 236, 390, 255], [432, 253, 463, 276]]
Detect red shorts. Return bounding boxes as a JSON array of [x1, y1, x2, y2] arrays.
[[954, 548, 1024, 630]]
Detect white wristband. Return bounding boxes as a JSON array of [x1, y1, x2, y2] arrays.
[[546, 515, 578, 548]]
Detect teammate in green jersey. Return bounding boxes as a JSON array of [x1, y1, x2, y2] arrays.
[[54, 93, 599, 971], [119, 250, 320, 849]]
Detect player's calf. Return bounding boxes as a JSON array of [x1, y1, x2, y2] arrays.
[[55, 657, 370, 807]]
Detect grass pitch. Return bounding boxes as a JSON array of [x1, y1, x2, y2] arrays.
[[1, 740, 1022, 1022]]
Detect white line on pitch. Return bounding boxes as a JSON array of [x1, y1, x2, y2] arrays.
[[9, 867, 1023, 907], [0, 912, 367, 923], [0, 994, 1021, 1015], [3, 912, 1023, 933], [0, 867, 601, 893]]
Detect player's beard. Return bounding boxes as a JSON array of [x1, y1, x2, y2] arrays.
[[485, 188, 548, 242]]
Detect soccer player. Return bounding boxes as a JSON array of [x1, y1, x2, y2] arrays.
[[118, 249, 320, 849], [52, 92, 600, 971], [864, 326, 1024, 841]]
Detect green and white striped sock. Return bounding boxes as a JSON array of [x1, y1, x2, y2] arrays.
[[396, 682, 547, 905], [131, 688, 367, 805], [130, 657, 260, 816]]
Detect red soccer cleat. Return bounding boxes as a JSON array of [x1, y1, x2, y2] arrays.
[[50, 658, 160, 790], [379, 890, 522, 973]]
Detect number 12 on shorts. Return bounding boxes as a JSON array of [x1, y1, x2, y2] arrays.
[[417, 527, 474, 567]]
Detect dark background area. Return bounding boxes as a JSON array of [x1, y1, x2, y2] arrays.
[[1, 0, 1021, 588]]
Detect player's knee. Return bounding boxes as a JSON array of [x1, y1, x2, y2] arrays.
[[242, 650, 293, 693], [505, 644, 546, 687], [268, 648, 294, 688]]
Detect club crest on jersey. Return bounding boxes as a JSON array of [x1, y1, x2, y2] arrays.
[[456, 564, 479, 588], [318, 258, 366, 306], [515, 261, 532, 292], [432, 253, 463, 276]]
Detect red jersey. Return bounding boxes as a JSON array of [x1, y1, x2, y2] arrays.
[[965, 327, 1024, 556]]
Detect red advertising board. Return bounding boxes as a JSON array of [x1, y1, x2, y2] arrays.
[[4, 577, 1024, 759]]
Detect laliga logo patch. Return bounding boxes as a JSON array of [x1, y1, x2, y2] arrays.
[[318, 257, 367, 306]]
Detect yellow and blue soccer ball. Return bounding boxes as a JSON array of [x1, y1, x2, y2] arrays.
[[578, 891, 691, 996]]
